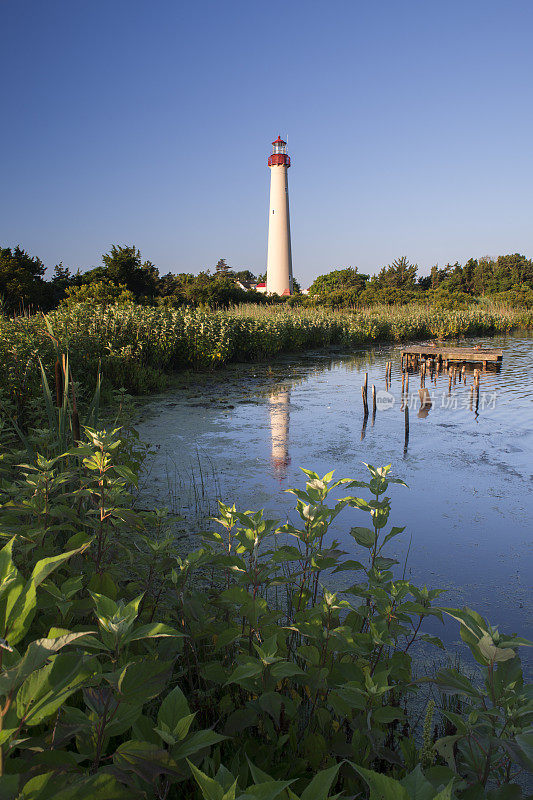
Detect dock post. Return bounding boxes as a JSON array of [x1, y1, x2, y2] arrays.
[[361, 385, 368, 417], [372, 384, 376, 416], [404, 404, 409, 452]]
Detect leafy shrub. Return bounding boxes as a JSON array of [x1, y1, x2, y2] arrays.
[[0, 410, 530, 798], [61, 279, 135, 307]]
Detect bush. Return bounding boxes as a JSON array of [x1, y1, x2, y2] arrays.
[[0, 410, 530, 798], [61, 279, 136, 307]]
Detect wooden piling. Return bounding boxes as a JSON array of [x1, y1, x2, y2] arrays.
[[372, 384, 376, 415], [404, 404, 409, 451], [361, 385, 368, 417]]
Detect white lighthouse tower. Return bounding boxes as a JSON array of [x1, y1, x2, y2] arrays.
[[266, 135, 293, 296]]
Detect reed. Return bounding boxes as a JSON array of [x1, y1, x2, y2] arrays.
[[0, 301, 530, 416]]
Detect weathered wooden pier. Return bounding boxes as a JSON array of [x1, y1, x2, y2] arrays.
[[401, 345, 503, 370]]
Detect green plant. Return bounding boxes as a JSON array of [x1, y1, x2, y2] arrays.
[[0, 420, 530, 798]]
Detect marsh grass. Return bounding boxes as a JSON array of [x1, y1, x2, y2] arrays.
[[0, 301, 530, 427]]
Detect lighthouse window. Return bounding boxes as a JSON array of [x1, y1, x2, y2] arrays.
[[272, 210, 274, 214]]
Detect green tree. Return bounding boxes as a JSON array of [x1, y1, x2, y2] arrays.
[[49, 262, 76, 306], [308, 267, 368, 306], [374, 256, 418, 289], [96, 245, 160, 299], [234, 269, 257, 283], [0, 246, 49, 312], [215, 258, 231, 278]]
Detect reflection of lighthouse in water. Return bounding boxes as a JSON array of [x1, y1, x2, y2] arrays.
[[269, 386, 291, 480]]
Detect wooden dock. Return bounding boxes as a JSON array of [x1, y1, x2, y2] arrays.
[[401, 345, 503, 369]]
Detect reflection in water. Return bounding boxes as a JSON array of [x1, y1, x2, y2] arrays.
[[269, 385, 291, 480], [136, 332, 533, 669], [418, 387, 432, 419]]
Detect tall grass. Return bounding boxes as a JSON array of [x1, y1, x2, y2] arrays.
[[0, 301, 530, 412]]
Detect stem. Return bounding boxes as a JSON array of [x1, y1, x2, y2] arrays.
[[404, 615, 423, 652]]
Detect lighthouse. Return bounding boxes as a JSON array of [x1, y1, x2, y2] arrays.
[[266, 136, 293, 295]]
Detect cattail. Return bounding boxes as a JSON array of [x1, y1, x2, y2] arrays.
[[54, 358, 63, 407]]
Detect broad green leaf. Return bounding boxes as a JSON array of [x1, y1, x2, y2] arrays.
[[6, 545, 89, 646], [246, 757, 274, 783], [172, 729, 226, 760], [241, 781, 295, 800], [30, 545, 90, 588], [113, 739, 182, 782], [431, 668, 482, 699], [117, 660, 171, 703], [513, 731, 533, 771], [157, 684, 191, 732], [5, 578, 36, 647], [300, 762, 342, 800], [372, 705, 405, 724], [401, 765, 435, 800], [0, 632, 93, 696], [17, 653, 97, 726], [16, 771, 55, 799], [420, 634, 445, 651], [349, 527, 376, 548], [188, 760, 225, 800], [478, 633, 515, 663], [173, 712, 196, 740], [0, 538, 18, 598], [224, 662, 263, 686], [124, 622, 183, 644], [349, 764, 410, 800], [433, 782, 454, 800], [270, 662, 304, 679]]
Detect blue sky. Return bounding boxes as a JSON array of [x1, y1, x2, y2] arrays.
[[2, 0, 533, 287]]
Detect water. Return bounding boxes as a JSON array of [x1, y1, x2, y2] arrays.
[[136, 332, 533, 670]]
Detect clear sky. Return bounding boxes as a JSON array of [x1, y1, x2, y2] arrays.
[[2, 0, 533, 287]]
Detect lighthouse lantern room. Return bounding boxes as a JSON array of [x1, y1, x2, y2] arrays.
[[266, 135, 293, 295]]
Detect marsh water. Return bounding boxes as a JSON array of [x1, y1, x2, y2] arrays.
[[137, 332, 533, 670]]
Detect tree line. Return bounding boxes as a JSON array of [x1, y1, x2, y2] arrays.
[[1, 245, 532, 313], [307, 255, 533, 308], [0, 246, 274, 312]]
